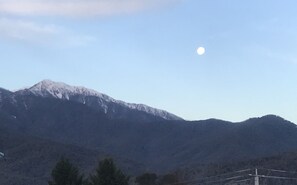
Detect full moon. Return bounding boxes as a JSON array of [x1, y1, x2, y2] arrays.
[[197, 47, 205, 55]]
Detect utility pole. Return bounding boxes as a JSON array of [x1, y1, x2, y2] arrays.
[[254, 168, 259, 185]]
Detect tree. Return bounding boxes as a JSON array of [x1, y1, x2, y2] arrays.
[[49, 157, 84, 185], [89, 158, 129, 185], [135, 173, 157, 185]]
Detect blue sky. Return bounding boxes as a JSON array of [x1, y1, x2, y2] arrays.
[[0, 0, 297, 123]]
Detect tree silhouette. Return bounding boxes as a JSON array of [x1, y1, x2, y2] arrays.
[[89, 158, 129, 185], [48, 157, 84, 185]]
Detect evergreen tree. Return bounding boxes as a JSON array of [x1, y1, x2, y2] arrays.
[[49, 157, 84, 185], [89, 158, 129, 185]]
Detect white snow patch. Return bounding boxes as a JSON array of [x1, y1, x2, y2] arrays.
[[18, 79, 182, 120]]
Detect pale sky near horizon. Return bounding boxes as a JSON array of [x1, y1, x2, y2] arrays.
[[0, 0, 297, 123]]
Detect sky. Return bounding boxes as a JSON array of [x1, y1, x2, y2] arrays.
[[0, 0, 297, 123]]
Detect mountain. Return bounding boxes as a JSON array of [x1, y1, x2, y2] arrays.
[[15, 80, 182, 121], [1, 88, 297, 171], [0, 128, 144, 185], [1, 81, 297, 184]]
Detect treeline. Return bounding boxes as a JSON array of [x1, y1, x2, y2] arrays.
[[49, 152, 297, 185], [48, 158, 180, 185], [48, 158, 128, 185]]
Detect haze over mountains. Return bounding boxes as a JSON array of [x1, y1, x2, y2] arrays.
[[1, 80, 297, 185]]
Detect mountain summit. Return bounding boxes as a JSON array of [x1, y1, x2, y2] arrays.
[[16, 80, 183, 121], [23, 79, 111, 100]]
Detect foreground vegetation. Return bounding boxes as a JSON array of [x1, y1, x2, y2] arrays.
[[48, 158, 180, 185], [49, 158, 129, 185]]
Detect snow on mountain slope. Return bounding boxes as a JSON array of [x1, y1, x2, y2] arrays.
[[17, 80, 183, 121], [27, 79, 111, 100]]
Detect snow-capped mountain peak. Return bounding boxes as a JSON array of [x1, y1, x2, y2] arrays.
[[17, 80, 183, 121], [27, 79, 111, 100]]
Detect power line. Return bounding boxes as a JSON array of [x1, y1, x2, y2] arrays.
[[195, 175, 251, 184], [164, 168, 297, 185], [224, 178, 252, 185], [260, 168, 297, 174], [258, 175, 297, 180], [166, 172, 252, 185], [195, 169, 252, 180]]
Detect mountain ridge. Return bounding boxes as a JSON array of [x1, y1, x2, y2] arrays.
[[14, 79, 183, 121]]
